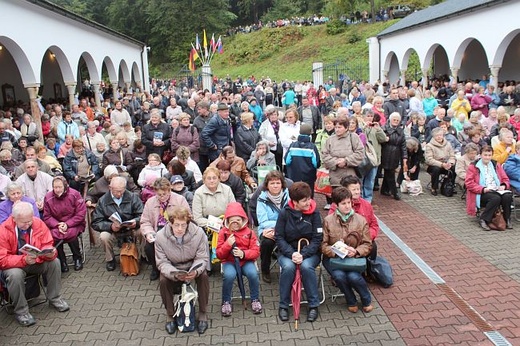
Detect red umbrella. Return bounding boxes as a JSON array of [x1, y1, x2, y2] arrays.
[[291, 238, 309, 330]]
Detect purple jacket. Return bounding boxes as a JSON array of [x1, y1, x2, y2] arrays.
[[43, 187, 87, 241], [0, 196, 40, 224], [170, 125, 200, 162]]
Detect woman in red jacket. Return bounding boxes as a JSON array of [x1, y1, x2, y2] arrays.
[[216, 202, 261, 316], [465, 145, 512, 230]]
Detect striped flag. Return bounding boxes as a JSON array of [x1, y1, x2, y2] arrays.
[[195, 34, 200, 51], [216, 35, 223, 54], [210, 34, 216, 53], [203, 29, 208, 58], [189, 48, 197, 71]]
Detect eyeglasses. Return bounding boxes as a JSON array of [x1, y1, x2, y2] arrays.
[[170, 222, 187, 229]]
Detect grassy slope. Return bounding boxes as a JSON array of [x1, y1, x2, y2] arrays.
[[210, 20, 397, 81]]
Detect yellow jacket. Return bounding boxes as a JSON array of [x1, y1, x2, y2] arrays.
[[492, 141, 514, 164], [451, 98, 472, 118]]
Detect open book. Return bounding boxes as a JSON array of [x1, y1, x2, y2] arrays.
[[207, 215, 223, 233], [20, 244, 54, 256], [109, 212, 135, 227], [170, 262, 203, 275], [331, 241, 349, 259]]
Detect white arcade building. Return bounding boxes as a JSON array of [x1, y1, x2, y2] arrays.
[[0, 0, 149, 116], [368, 0, 520, 87]]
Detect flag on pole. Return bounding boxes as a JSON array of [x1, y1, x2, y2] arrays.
[[203, 29, 208, 59], [210, 34, 216, 53], [217, 35, 223, 54], [189, 48, 197, 71], [195, 34, 200, 51]]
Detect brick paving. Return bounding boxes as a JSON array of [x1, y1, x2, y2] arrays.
[[1, 172, 520, 345]]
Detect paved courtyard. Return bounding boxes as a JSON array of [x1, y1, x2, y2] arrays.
[[1, 172, 520, 346]]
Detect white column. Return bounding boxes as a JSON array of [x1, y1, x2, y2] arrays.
[[450, 67, 459, 84], [125, 82, 131, 93], [25, 84, 43, 143], [141, 46, 150, 93], [312, 62, 323, 88], [91, 83, 101, 108], [400, 69, 407, 86], [366, 37, 380, 84], [421, 68, 429, 88], [489, 65, 501, 89], [381, 70, 389, 83], [202, 64, 213, 92], [65, 83, 76, 110]]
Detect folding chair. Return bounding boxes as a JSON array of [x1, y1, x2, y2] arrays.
[[64, 232, 86, 265], [0, 272, 48, 314], [285, 264, 326, 306]]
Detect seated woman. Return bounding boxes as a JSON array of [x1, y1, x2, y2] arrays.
[[0, 182, 39, 224], [0, 149, 19, 178], [217, 160, 246, 205], [275, 182, 322, 323], [465, 145, 512, 230], [170, 113, 200, 163], [216, 202, 262, 316], [461, 128, 487, 155], [455, 142, 479, 188], [192, 167, 236, 229], [246, 140, 276, 172], [321, 187, 373, 313], [155, 206, 210, 335], [439, 121, 461, 155], [43, 176, 87, 273], [36, 143, 62, 174], [166, 159, 197, 192], [103, 137, 134, 174], [256, 170, 289, 283], [137, 153, 167, 187], [58, 134, 74, 159], [425, 127, 456, 196], [504, 141, 520, 192], [492, 128, 515, 165], [140, 177, 190, 281], [62, 139, 100, 192], [235, 112, 261, 162]]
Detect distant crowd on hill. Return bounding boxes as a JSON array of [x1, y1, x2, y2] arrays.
[[226, 7, 399, 36]]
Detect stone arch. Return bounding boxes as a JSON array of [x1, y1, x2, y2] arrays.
[[118, 59, 131, 87], [0, 36, 36, 85], [383, 51, 400, 85], [423, 43, 450, 78], [453, 38, 489, 81], [131, 61, 141, 86], [383, 51, 399, 73], [102, 57, 117, 83], [78, 52, 100, 83], [46, 45, 74, 83], [401, 48, 419, 71], [492, 29, 520, 66], [496, 30, 520, 81]]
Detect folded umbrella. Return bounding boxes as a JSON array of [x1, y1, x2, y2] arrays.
[[291, 238, 309, 330], [232, 243, 248, 309]]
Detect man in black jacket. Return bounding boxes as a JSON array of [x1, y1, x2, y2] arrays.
[[91, 177, 143, 271], [383, 88, 406, 122]]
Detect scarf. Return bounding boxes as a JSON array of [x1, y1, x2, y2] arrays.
[[475, 159, 500, 208], [267, 191, 283, 209], [335, 208, 354, 223], [157, 199, 169, 227], [270, 120, 280, 139]]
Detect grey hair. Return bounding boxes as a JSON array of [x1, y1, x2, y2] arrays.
[[431, 127, 444, 137], [24, 159, 38, 169], [6, 182, 24, 196], [498, 128, 513, 141], [12, 201, 34, 219], [110, 176, 127, 188], [389, 112, 401, 122]]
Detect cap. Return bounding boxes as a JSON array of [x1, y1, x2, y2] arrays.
[[170, 175, 184, 184]]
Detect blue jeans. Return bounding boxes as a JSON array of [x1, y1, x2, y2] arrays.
[[278, 254, 320, 309], [222, 261, 260, 302], [323, 257, 372, 307], [362, 166, 378, 202]]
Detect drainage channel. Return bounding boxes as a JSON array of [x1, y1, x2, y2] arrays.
[[378, 219, 512, 346]]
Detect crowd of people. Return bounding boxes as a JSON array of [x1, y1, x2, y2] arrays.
[[0, 73, 519, 334]]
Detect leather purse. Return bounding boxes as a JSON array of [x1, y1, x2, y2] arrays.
[[328, 257, 367, 273]]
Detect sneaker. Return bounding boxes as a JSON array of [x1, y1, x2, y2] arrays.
[[221, 301, 232, 317], [15, 313, 36, 326], [251, 299, 262, 314], [323, 203, 331, 210], [49, 298, 70, 312]]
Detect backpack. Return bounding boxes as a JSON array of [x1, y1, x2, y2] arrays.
[[367, 255, 393, 288], [175, 125, 195, 138], [174, 283, 198, 332], [120, 242, 139, 276], [440, 170, 455, 197]]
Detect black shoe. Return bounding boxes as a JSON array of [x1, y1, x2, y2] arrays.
[[150, 268, 160, 281], [165, 321, 177, 334], [480, 219, 491, 231], [106, 259, 116, 271], [373, 186, 380, 191], [507, 220, 513, 229], [197, 320, 209, 334], [61, 261, 69, 273], [307, 307, 318, 322], [279, 308, 289, 321], [393, 193, 401, 201], [261, 272, 271, 284], [431, 189, 438, 196], [380, 191, 391, 196], [74, 259, 83, 271]]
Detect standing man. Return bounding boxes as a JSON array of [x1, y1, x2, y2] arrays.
[[0, 202, 69, 326], [201, 103, 232, 162], [383, 88, 406, 122], [297, 97, 321, 141]]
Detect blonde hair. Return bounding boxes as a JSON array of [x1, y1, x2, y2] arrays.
[[179, 113, 191, 121], [240, 112, 254, 123], [203, 166, 220, 180]]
